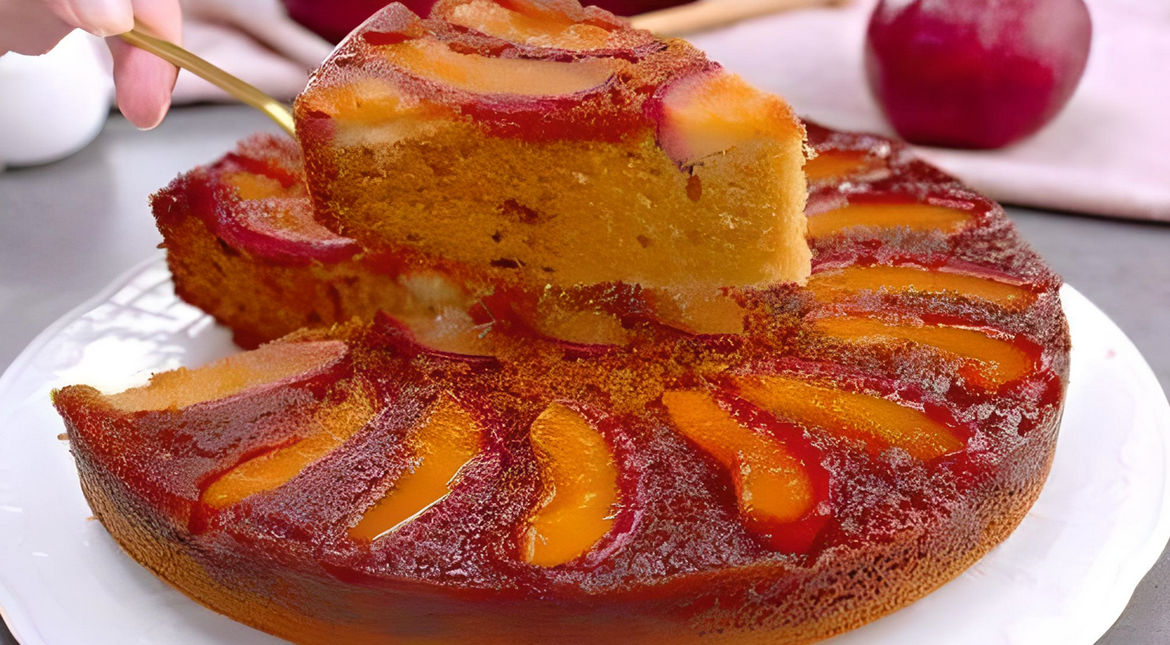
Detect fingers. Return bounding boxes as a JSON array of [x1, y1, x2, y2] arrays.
[[105, 0, 182, 129], [46, 0, 133, 36], [0, 0, 181, 128], [0, 0, 74, 55]]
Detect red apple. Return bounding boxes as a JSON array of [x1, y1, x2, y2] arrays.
[[282, 0, 434, 43], [865, 0, 1092, 149]]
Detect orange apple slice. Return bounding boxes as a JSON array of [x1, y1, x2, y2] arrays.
[[521, 403, 620, 567], [735, 375, 964, 461], [813, 316, 1036, 388], [650, 289, 746, 335], [807, 203, 974, 238], [663, 391, 815, 526], [106, 341, 347, 412], [349, 395, 484, 541], [445, 0, 615, 51], [224, 171, 285, 201], [805, 150, 874, 181], [202, 392, 377, 509], [808, 265, 1037, 311], [657, 71, 801, 166], [530, 308, 630, 346], [381, 40, 614, 97]]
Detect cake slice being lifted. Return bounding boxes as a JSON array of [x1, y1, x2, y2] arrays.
[[294, 0, 811, 295]]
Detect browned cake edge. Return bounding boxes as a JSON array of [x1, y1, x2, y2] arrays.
[[60, 382, 1064, 645]]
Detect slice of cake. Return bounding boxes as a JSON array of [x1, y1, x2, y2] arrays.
[[294, 0, 811, 295], [152, 135, 494, 351], [154, 134, 757, 349]]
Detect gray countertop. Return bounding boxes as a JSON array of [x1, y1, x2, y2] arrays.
[[1, 105, 1168, 644]]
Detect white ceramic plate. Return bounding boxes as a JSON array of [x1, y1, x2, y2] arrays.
[[1, 256, 1168, 645]]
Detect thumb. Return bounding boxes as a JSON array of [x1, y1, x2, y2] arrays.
[[104, 0, 182, 130], [46, 0, 134, 36]]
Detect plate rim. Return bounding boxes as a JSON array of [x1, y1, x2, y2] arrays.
[[0, 254, 168, 645], [0, 258, 1167, 645]]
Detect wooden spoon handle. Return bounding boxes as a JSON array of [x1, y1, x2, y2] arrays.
[[633, 0, 849, 37]]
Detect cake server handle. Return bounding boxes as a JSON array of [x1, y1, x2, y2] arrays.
[[633, 0, 851, 37], [118, 25, 296, 137]]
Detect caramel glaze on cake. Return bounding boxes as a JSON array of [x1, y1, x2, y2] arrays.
[[59, 118, 1069, 644]]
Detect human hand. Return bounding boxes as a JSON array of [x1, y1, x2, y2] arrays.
[[0, 0, 181, 129]]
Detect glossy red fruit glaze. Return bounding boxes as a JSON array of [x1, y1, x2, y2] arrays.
[[56, 285, 1065, 643], [155, 136, 361, 266], [865, 0, 1092, 149]]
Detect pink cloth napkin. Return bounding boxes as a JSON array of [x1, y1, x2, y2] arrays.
[[690, 0, 1170, 222], [170, 0, 331, 104]]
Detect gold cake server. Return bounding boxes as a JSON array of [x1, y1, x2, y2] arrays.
[[118, 26, 296, 136]]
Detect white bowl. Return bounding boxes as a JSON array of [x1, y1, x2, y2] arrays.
[[0, 31, 113, 170]]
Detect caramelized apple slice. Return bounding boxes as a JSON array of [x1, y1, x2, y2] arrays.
[[202, 393, 376, 509], [401, 310, 499, 357], [663, 391, 815, 528], [813, 316, 1035, 387], [530, 308, 630, 346], [106, 341, 347, 412], [350, 395, 484, 541], [214, 197, 361, 265], [444, 0, 615, 51], [656, 70, 802, 166], [807, 203, 973, 238], [736, 375, 964, 460], [650, 289, 746, 335], [805, 150, 874, 181], [808, 265, 1037, 311], [380, 40, 614, 97], [301, 79, 444, 126], [521, 403, 620, 567], [224, 171, 285, 200], [208, 158, 360, 265]]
